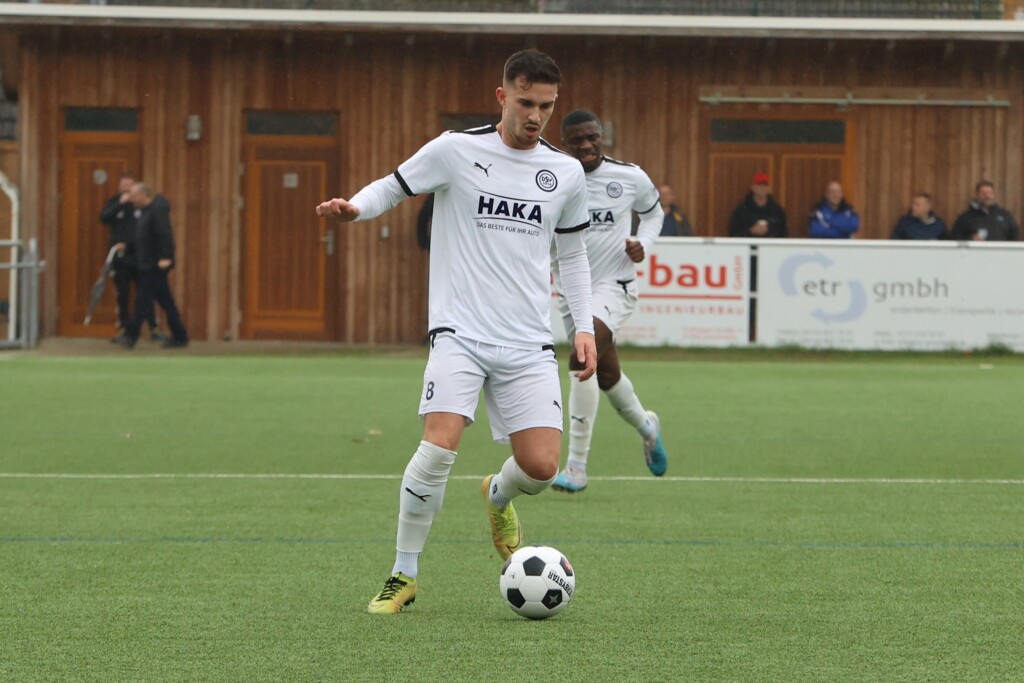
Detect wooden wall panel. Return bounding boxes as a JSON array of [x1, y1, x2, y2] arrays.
[[9, 29, 1024, 343]]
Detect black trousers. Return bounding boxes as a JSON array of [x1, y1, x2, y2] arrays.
[[127, 268, 188, 343], [112, 256, 156, 331]]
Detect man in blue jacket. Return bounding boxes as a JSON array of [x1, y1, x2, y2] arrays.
[[891, 193, 947, 240], [810, 181, 860, 239]]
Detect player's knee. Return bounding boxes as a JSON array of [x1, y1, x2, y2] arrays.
[[597, 366, 621, 391], [529, 459, 559, 482]]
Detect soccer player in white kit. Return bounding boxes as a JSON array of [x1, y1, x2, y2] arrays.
[[316, 50, 598, 614], [551, 109, 669, 494]]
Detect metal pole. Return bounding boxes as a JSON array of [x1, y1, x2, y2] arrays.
[[27, 238, 40, 348], [18, 243, 29, 348], [0, 171, 20, 345]]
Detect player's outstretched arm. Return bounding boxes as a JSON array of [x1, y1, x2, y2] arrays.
[[316, 174, 411, 224], [315, 197, 361, 223], [574, 331, 597, 381]]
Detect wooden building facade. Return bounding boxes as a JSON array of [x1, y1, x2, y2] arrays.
[[0, 9, 1022, 344]]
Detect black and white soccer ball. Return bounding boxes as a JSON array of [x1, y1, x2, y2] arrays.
[[499, 545, 575, 620]]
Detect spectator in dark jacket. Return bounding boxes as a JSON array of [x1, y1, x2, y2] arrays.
[[951, 180, 1020, 241], [810, 182, 860, 239], [99, 174, 163, 341], [114, 183, 189, 349], [728, 172, 788, 238], [891, 193, 947, 240], [658, 184, 693, 237]]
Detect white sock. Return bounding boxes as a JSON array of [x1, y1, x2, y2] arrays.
[[567, 371, 600, 468], [392, 440, 457, 578], [489, 456, 556, 510], [604, 373, 656, 440]]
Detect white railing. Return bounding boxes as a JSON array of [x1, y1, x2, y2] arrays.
[[0, 239, 43, 350]]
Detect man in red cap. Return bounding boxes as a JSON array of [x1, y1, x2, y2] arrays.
[[727, 172, 788, 238]]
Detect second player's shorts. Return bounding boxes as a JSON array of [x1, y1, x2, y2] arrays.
[[418, 331, 563, 443], [559, 278, 638, 340]]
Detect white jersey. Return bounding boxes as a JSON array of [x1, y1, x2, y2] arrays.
[[555, 156, 662, 289], [395, 126, 590, 349]]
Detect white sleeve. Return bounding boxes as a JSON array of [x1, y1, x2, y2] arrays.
[[395, 133, 453, 197], [632, 168, 664, 253], [349, 132, 453, 221], [349, 175, 408, 221], [554, 229, 594, 337], [555, 167, 592, 234]]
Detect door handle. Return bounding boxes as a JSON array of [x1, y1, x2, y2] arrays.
[[320, 229, 335, 256]]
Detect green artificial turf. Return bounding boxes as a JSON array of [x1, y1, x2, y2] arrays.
[[1, 352, 1022, 682]]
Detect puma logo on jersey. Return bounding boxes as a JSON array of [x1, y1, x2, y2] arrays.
[[571, 415, 585, 424], [591, 209, 615, 224], [474, 162, 492, 177], [477, 195, 543, 224]]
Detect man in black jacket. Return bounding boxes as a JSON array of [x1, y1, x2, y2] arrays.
[[952, 181, 1020, 242], [727, 172, 788, 238], [891, 192, 948, 240], [99, 174, 163, 341], [114, 183, 189, 349]]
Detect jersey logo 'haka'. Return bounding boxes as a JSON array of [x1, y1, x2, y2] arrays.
[[477, 193, 543, 224], [590, 209, 615, 224]]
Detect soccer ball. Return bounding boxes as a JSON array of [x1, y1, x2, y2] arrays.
[[499, 545, 575, 620]]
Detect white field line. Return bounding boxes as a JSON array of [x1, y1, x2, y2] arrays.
[[0, 473, 1022, 485]]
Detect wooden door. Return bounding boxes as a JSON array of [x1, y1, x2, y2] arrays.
[[702, 112, 852, 236], [58, 127, 141, 337], [242, 134, 340, 340]]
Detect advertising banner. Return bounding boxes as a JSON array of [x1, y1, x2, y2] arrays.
[[552, 239, 751, 346], [756, 243, 1024, 351]]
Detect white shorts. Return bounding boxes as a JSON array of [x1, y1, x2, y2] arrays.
[[418, 332, 563, 443], [559, 279, 638, 340]]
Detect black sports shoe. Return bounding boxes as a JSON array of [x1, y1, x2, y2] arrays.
[[150, 331, 171, 343], [112, 335, 136, 349], [161, 339, 189, 349]]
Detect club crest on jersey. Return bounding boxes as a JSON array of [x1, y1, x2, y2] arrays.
[[477, 194, 543, 224], [535, 170, 558, 192], [606, 182, 623, 198]]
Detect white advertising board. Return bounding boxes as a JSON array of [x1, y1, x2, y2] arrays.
[[756, 243, 1024, 351], [552, 239, 751, 347]]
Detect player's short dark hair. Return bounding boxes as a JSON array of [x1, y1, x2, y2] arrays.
[[560, 109, 601, 134], [503, 49, 561, 87], [975, 179, 995, 192]]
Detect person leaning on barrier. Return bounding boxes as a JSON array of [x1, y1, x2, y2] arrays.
[[810, 181, 860, 239], [951, 180, 1020, 242], [657, 184, 693, 237], [727, 172, 788, 238], [890, 192, 948, 240]]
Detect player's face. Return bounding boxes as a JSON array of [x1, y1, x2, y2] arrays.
[[562, 121, 603, 173], [496, 76, 558, 150]]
